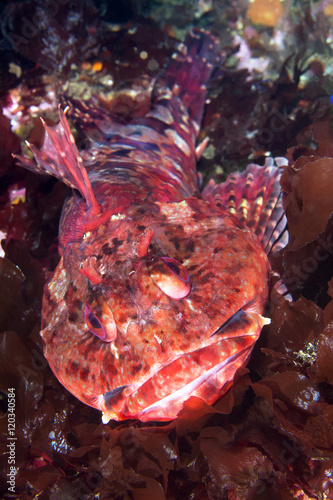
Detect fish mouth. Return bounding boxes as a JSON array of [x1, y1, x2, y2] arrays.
[[101, 303, 269, 423]]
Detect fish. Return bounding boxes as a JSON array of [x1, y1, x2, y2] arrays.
[[17, 28, 288, 423]]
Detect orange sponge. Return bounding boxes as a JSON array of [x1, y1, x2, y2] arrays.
[[247, 0, 283, 27]]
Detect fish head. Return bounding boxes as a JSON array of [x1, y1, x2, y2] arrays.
[[41, 195, 270, 422]]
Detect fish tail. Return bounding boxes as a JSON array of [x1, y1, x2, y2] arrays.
[[152, 28, 222, 133], [202, 158, 289, 256]]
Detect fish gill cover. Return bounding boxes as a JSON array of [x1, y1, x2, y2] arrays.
[[0, 0, 333, 498]]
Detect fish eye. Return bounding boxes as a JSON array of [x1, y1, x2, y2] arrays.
[[85, 305, 106, 339], [148, 256, 191, 299], [84, 304, 117, 342], [161, 257, 189, 281]]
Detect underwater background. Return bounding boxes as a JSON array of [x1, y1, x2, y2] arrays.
[[0, 0, 333, 498]]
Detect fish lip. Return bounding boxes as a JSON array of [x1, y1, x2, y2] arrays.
[[100, 384, 137, 422], [210, 299, 269, 338], [136, 338, 254, 419], [101, 301, 268, 422]]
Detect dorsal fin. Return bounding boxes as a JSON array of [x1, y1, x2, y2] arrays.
[[15, 106, 100, 214], [202, 158, 289, 256], [59, 95, 127, 141], [152, 28, 222, 132]]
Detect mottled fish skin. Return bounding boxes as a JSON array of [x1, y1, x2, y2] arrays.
[[18, 29, 287, 422]]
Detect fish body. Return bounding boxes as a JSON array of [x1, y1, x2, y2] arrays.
[[19, 29, 287, 422]]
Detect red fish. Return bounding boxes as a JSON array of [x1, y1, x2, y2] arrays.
[[18, 29, 288, 422]]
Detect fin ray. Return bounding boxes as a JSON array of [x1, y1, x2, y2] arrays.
[[152, 28, 222, 131], [59, 96, 127, 142], [202, 158, 288, 256], [15, 106, 100, 214]]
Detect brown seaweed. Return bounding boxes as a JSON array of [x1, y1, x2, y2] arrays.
[[1, 1, 333, 498]]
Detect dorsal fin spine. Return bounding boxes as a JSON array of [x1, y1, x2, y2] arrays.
[[56, 107, 100, 215], [18, 105, 100, 215]]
